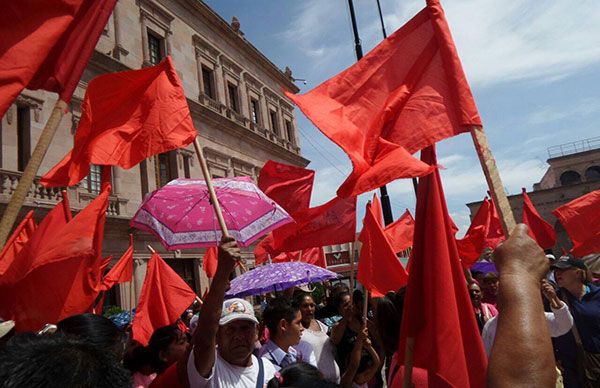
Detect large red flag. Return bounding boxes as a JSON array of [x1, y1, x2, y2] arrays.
[[272, 196, 356, 252], [254, 234, 276, 265], [203, 247, 218, 279], [0, 0, 116, 118], [371, 194, 384, 227], [132, 252, 197, 345], [0, 211, 37, 277], [0, 187, 109, 331], [398, 146, 486, 387], [41, 56, 197, 187], [553, 189, 600, 257], [254, 234, 327, 268], [100, 236, 134, 291], [286, 0, 480, 197], [384, 209, 415, 253], [522, 189, 556, 250], [258, 160, 315, 216], [357, 202, 408, 298], [455, 197, 504, 268]]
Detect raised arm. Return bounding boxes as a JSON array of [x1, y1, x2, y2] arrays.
[[487, 224, 555, 388], [191, 237, 239, 377]]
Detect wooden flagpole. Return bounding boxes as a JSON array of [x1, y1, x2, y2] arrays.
[[349, 242, 356, 292], [362, 290, 369, 319], [470, 126, 516, 235], [0, 100, 68, 247], [129, 234, 135, 323]]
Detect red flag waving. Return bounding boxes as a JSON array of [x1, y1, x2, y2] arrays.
[[258, 160, 315, 216], [286, 0, 480, 197], [100, 236, 134, 291], [203, 247, 218, 279], [0, 211, 37, 277], [384, 209, 415, 253], [456, 197, 504, 268], [522, 189, 556, 250], [398, 146, 486, 387], [371, 194, 384, 227], [357, 202, 408, 298], [254, 234, 276, 265], [0, 0, 116, 117], [41, 56, 197, 187], [553, 189, 600, 257], [133, 252, 197, 345], [0, 187, 109, 331], [272, 196, 356, 252]]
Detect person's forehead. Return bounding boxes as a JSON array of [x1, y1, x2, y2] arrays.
[[222, 320, 256, 330]]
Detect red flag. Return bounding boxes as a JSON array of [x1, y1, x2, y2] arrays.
[[0, 211, 37, 277], [384, 209, 415, 253], [100, 236, 134, 291], [100, 256, 112, 275], [254, 234, 276, 265], [258, 160, 315, 216], [0, 0, 116, 117], [371, 194, 384, 227], [286, 0, 480, 197], [455, 197, 504, 268], [41, 56, 197, 187], [254, 234, 326, 268], [133, 252, 197, 345], [398, 146, 486, 387], [0, 187, 109, 331], [522, 189, 556, 250], [272, 196, 356, 252], [203, 247, 218, 279], [553, 189, 600, 257], [357, 202, 408, 298]]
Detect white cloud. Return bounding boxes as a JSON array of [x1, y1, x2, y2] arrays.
[[527, 97, 600, 125]]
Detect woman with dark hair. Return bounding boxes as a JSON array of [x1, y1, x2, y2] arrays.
[[266, 362, 338, 388], [124, 345, 156, 388], [57, 313, 126, 360], [468, 281, 498, 333], [295, 292, 340, 382], [147, 325, 189, 375]]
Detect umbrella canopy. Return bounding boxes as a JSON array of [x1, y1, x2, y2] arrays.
[[226, 262, 338, 298], [131, 176, 292, 250]]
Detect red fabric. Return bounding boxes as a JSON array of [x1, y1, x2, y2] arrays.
[[553, 189, 600, 257], [398, 146, 487, 387], [455, 197, 504, 268], [254, 234, 276, 265], [272, 196, 356, 252], [357, 202, 408, 298], [203, 247, 218, 278], [258, 160, 315, 216], [41, 56, 197, 187], [100, 238, 134, 291], [371, 194, 384, 227], [254, 235, 326, 268], [384, 209, 415, 253], [132, 252, 197, 346], [149, 362, 184, 388], [522, 189, 556, 250], [0, 211, 37, 277], [100, 256, 112, 275], [286, 0, 480, 198], [0, 187, 109, 331]]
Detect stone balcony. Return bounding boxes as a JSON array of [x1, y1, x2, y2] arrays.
[[0, 169, 128, 217]]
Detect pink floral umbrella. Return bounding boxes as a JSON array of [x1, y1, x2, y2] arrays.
[[131, 176, 292, 250]]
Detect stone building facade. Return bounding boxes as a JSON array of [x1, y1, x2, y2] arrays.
[[0, 0, 308, 310], [466, 137, 600, 254]]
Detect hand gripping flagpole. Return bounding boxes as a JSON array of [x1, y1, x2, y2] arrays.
[[0, 99, 68, 248]]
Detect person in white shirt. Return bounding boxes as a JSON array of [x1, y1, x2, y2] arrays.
[[258, 298, 317, 370], [187, 237, 276, 388], [482, 279, 574, 356]]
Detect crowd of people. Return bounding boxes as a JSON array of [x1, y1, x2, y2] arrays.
[[0, 227, 599, 387]]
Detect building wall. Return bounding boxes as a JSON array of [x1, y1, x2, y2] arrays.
[[0, 0, 309, 309]]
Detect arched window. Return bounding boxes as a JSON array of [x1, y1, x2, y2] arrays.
[[560, 170, 581, 186], [585, 166, 600, 181]]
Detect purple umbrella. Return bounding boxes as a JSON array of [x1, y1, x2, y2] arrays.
[[225, 262, 338, 298]]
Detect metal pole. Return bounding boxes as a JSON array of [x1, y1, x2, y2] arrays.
[[348, 0, 394, 226]]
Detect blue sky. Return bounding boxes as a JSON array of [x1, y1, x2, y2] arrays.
[[205, 0, 600, 235]]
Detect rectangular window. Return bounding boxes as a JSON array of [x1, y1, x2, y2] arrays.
[[250, 99, 260, 124], [140, 160, 149, 198], [85, 164, 102, 194], [285, 120, 294, 143], [183, 156, 191, 179], [147, 32, 164, 65], [201, 66, 215, 99], [269, 110, 279, 135], [157, 153, 171, 187], [227, 83, 239, 113], [16, 106, 31, 172]]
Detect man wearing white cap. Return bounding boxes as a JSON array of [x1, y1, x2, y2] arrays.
[[187, 237, 276, 388]]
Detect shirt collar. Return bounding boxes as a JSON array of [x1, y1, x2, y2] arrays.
[[264, 340, 296, 365]]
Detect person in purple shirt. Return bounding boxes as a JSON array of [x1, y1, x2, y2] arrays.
[[553, 255, 600, 387]]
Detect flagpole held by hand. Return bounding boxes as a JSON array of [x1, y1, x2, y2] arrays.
[[403, 337, 415, 388], [0, 99, 68, 248]]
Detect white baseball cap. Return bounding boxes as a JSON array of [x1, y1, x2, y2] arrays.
[[220, 298, 259, 326]]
